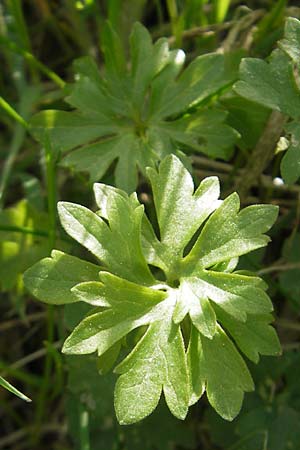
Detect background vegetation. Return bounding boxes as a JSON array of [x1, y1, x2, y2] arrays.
[[1, 1, 300, 449]]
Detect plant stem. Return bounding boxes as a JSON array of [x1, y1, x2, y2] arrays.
[[79, 403, 91, 450], [258, 262, 300, 275], [0, 96, 28, 129], [0, 224, 48, 237], [213, 0, 231, 23], [0, 375, 31, 402], [276, 319, 300, 331], [0, 423, 67, 450], [11, 341, 61, 370], [234, 111, 287, 200], [0, 312, 46, 332], [0, 34, 65, 88], [30, 132, 57, 443], [0, 123, 26, 208], [166, 0, 182, 46], [33, 306, 55, 445], [8, 0, 32, 53], [0, 360, 42, 387], [0, 87, 39, 208], [168, 20, 234, 44], [44, 132, 57, 251]]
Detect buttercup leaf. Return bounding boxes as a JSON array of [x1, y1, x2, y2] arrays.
[[234, 17, 300, 183], [187, 325, 254, 421], [24, 155, 280, 424], [114, 312, 189, 424], [30, 22, 239, 192], [23, 250, 100, 305]]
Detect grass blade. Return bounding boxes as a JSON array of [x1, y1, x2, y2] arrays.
[[0, 375, 31, 402]]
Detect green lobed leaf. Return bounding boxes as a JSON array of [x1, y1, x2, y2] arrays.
[[281, 121, 300, 184], [215, 306, 281, 363], [175, 271, 272, 326], [147, 154, 221, 278], [101, 21, 126, 78], [62, 273, 170, 355], [278, 17, 300, 68], [61, 135, 132, 184], [23, 250, 100, 305], [188, 325, 254, 421], [173, 279, 217, 339], [57, 193, 154, 285], [221, 94, 270, 151], [234, 50, 300, 118], [114, 313, 189, 424], [24, 154, 280, 424], [30, 23, 238, 192], [151, 51, 241, 120], [182, 193, 278, 272], [157, 109, 239, 160], [234, 17, 300, 183], [30, 110, 118, 153]]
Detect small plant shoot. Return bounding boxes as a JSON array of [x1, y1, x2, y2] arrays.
[[24, 155, 281, 425]]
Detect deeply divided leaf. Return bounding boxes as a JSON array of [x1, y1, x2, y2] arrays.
[[234, 17, 300, 183], [24, 155, 280, 424], [30, 22, 239, 192]]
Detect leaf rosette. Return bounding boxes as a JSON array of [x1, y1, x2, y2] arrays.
[[30, 22, 239, 192], [24, 155, 280, 424]]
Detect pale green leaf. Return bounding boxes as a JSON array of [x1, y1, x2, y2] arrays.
[[25, 154, 279, 424], [58, 196, 154, 284], [114, 315, 189, 424], [23, 250, 100, 304], [215, 306, 281, 363], [173, 279, 216, 339], [182, 271, 273, 322], [188, 325, 254, 421], [63, 272, 169, 355], [93, 183, 169, 271], [183, 193, 278, 271], [93, 183, 127, 217], [187, 325, 205, 405], [147, 154, 220, 275]]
